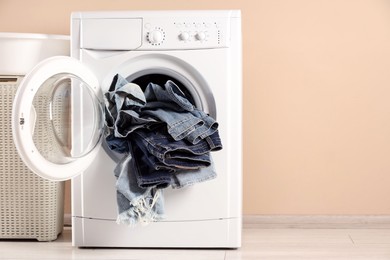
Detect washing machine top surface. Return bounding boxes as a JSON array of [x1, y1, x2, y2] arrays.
[[72, 10, 239, 51]]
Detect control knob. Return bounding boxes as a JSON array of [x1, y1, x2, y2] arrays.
[[195, 31, 207, 41], [147, 29, 165, 45], [178, 32, 190, 41]]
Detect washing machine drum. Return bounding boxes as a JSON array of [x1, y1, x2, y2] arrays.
[[125, 69, 216, 120], [128, 73, 197, 109], [105, 53, 217, 120]]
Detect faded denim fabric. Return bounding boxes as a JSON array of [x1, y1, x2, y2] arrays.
[[143, 80, 194, 111], [115, 150, 164, 226], [105, 74, 157, 139], [131, 135, 173, 189], [130, 127, 218, 189], [142, 81, 219, 144], [105, 74, 222, 226], [171, 157, 217, 189], [133, 128, 221, 169]]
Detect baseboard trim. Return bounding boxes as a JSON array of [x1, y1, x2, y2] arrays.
[[243, 215, 390, 229], [64, 213, 72, 227]]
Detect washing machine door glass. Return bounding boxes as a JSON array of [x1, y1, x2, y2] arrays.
[[12, 56, 104, 181]]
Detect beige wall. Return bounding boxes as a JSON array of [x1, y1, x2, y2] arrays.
[[2, 0, 390, 215]]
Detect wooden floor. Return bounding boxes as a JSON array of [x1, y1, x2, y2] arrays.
[[1, 227, 390, 259]]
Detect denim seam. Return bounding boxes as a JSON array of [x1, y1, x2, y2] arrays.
[[137, 135, 213, 167], [205, 136, 216, 150], [169, 116, 196, 128], [165, 81, 194, 111]]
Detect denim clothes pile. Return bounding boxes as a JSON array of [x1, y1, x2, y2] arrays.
[[104, 74, 222, 226]]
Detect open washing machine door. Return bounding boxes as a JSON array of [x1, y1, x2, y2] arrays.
[[12, 56, 105, 181]]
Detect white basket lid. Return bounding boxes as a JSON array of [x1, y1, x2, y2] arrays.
[[0, 33, 70, 75]]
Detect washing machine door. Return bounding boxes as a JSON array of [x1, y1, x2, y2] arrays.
[[12, 56, 105, 181]]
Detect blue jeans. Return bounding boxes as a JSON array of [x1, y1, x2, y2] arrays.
[[106, 77, 220, 148], [131, 135, 173, 189], [115, 138, 217, 225], [171, 157, 217, 189], [114, 152, 165, 226], [133, 127, 221, 169], [105, 74, 222, 226], [105, 74, 157, 139], [143, 81, 219, 144], [130, 126, 221, 189]]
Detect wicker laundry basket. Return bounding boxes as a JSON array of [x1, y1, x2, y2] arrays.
[[0, 33, 69, 241]]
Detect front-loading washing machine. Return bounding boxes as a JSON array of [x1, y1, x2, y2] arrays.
[[12, 10, 242, 248]]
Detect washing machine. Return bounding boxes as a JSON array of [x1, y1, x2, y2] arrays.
[[12, 10, 242, 248]]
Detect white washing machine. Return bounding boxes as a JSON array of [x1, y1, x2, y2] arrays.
[[12, 10, 242, 248]]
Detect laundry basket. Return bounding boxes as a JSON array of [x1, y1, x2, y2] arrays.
[[0, 33, 69, 241]]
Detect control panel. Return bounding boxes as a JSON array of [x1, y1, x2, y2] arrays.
[[141, 17, 230, 50]]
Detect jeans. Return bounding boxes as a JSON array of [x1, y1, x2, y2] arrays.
[[105, 74, 157, 139], [115, 138, 217, 226], [131, 135, 173, 189], [144, 80, 194, 112], [133, 127, 221, 169], [143, 81, 219, 144], [115, 151, 165, 226], [171, 157, 217, 189], [105, 74, 222, 226]]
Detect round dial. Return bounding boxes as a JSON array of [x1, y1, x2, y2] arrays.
[[195, 31, 207, 41], [179, 32, 190, 41], [147, 28, 165, 45]]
